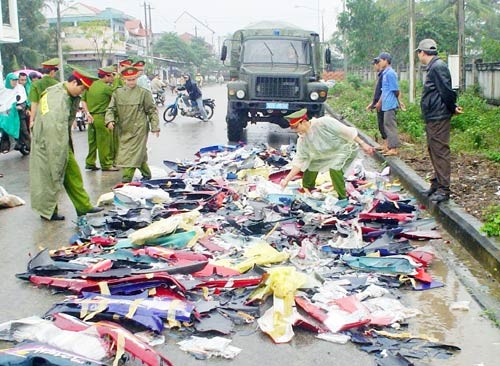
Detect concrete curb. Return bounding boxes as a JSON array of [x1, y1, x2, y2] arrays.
[[325, 104, 500, 282]]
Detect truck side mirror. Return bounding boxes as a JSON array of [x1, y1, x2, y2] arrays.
[[325, 48, 331, 65], [221, 45, 227, 61]]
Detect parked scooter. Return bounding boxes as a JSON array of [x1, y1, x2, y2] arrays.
[[163, 91, 215, 123]]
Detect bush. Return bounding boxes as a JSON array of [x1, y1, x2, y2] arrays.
[[451, 91, 500, 160], [481, 205, 500, 237], [347, 74, 362, 90]]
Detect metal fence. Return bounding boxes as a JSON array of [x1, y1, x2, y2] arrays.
[[349, 61, 500, 105]]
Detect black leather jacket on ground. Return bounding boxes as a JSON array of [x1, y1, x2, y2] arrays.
[[420, 56, 457, 122]]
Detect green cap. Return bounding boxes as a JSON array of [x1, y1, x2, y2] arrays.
[[284, 108, 308, 127], [98, 66, 115, 74], [41, 57, 60, 69], [284, 108, 308, 120]]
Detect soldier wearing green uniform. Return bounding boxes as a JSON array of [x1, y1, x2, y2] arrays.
[[280, 109, 374, 199], [105, 67, 160, 183], [82, 66, 118, 171], [30, 69, 102, 222], [29, 58, 60, 128]]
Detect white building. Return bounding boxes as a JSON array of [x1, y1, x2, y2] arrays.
[[0, 0, 20, 84]]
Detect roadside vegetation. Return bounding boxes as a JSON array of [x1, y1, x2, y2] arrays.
[[326, 79, 500, 237]]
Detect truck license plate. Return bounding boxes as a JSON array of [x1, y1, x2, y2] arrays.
[[266, 102, 289, 109]]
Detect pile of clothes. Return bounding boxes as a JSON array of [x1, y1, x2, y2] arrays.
[[1, 144, 460, 365]]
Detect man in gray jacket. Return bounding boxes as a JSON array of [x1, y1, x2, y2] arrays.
[[417, 39, 463, 203]]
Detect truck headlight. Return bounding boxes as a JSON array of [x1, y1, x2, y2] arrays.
[[236, 90, 246, 99], [310, 91, 319, 101]]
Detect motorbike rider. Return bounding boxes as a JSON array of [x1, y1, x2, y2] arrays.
[[180, 73, 208, 122], [151, 75, 166, 104]]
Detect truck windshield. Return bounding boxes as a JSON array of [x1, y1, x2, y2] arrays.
[[242, 39, 309, 64]]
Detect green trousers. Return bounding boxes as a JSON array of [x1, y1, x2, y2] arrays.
[[302, 169, 347, 199], [122, 162, 152, 183], [85, 114, 114, 169], [64, 149, 94, 216]]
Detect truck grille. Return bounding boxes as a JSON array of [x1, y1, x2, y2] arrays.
[[255, 76, 300, 99]]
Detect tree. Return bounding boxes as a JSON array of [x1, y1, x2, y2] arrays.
[[337, 0, 389, 66], [79, 20, 123, 68], [153, 33, 194, 62], [1, 0, 53, 73]]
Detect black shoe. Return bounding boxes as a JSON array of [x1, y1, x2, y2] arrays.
[[85, 166, 100, 171], [87, 206, 103, 214], [41, 213, 65, 221], [423, 186, 438, 197], [430, 190, 450, 203]]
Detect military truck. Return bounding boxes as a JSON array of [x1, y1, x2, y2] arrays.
[[220, 21, 331, 141]]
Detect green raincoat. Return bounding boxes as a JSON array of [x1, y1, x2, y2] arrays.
[[105, 85, 159, 168], [29, 75, 58, 103], [30, 83, 93, 219], [292, 116, 359, 172], [0, 74, 20, 139]]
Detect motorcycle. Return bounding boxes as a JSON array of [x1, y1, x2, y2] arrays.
[[163, 92, 215, 123], [153, 87, 166, 106]]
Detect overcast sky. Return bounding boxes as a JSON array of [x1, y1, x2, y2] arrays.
[[61, 0, 344, 42]]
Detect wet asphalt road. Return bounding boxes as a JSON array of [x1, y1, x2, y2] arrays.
[[0, 84, 499, 365]]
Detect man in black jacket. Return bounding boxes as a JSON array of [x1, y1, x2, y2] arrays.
[[417, 39, 463, 203], [182, 74, 208, 121]]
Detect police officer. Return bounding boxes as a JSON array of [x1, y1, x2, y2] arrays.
[[29, 58, 60, 128]]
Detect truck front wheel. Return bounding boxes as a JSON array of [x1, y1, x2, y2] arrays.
[[227, 115, 244, 141]]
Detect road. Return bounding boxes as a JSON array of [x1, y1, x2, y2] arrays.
[[0, 84, 499, 365]]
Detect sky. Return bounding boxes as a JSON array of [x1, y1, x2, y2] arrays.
[[54, 0, 345, 44]]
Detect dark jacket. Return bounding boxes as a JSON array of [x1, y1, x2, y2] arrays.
[[420, 56, 457, 122], [184, 78, 202, 101], [371, 71, 383, 108]]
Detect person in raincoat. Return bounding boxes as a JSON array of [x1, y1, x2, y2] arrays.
[[0, 73, 24, 153], [30, 69, 103, 222], [105, 67, 160, 183], [280, 109, 374, 199], [29, 58, 60, 128], [81, 66, 119, 171]]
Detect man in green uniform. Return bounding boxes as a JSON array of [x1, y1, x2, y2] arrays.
[[105, 67, 160, 183], [81, 66, 118, 171], [30, 69, 103, 222], [280, 109, 374, 199], [29, 58, 60, 128]]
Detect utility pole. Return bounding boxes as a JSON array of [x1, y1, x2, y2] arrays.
[[457, 0, 465, 91], [143, 2, 150, 61], [148, 3, 153, 64], [342, 0, 348, 77], [408, 0, 416, 103], [56, 0, 64, 82]]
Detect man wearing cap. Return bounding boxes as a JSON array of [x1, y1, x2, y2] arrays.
[[30, 68, 103, 222], [374, 52, 405, 156], [29, 58, 60, 128], [180, 73, 208, 121], [105, 67, 160, 183], [132, 60, 152, 93], [279, 109, 374, 198], [417, 39, 463, 203], [81, 66, 119, 172], [366, 57, 387, 151]]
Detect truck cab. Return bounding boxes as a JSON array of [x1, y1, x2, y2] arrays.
[[221, 21, 330, 141]]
